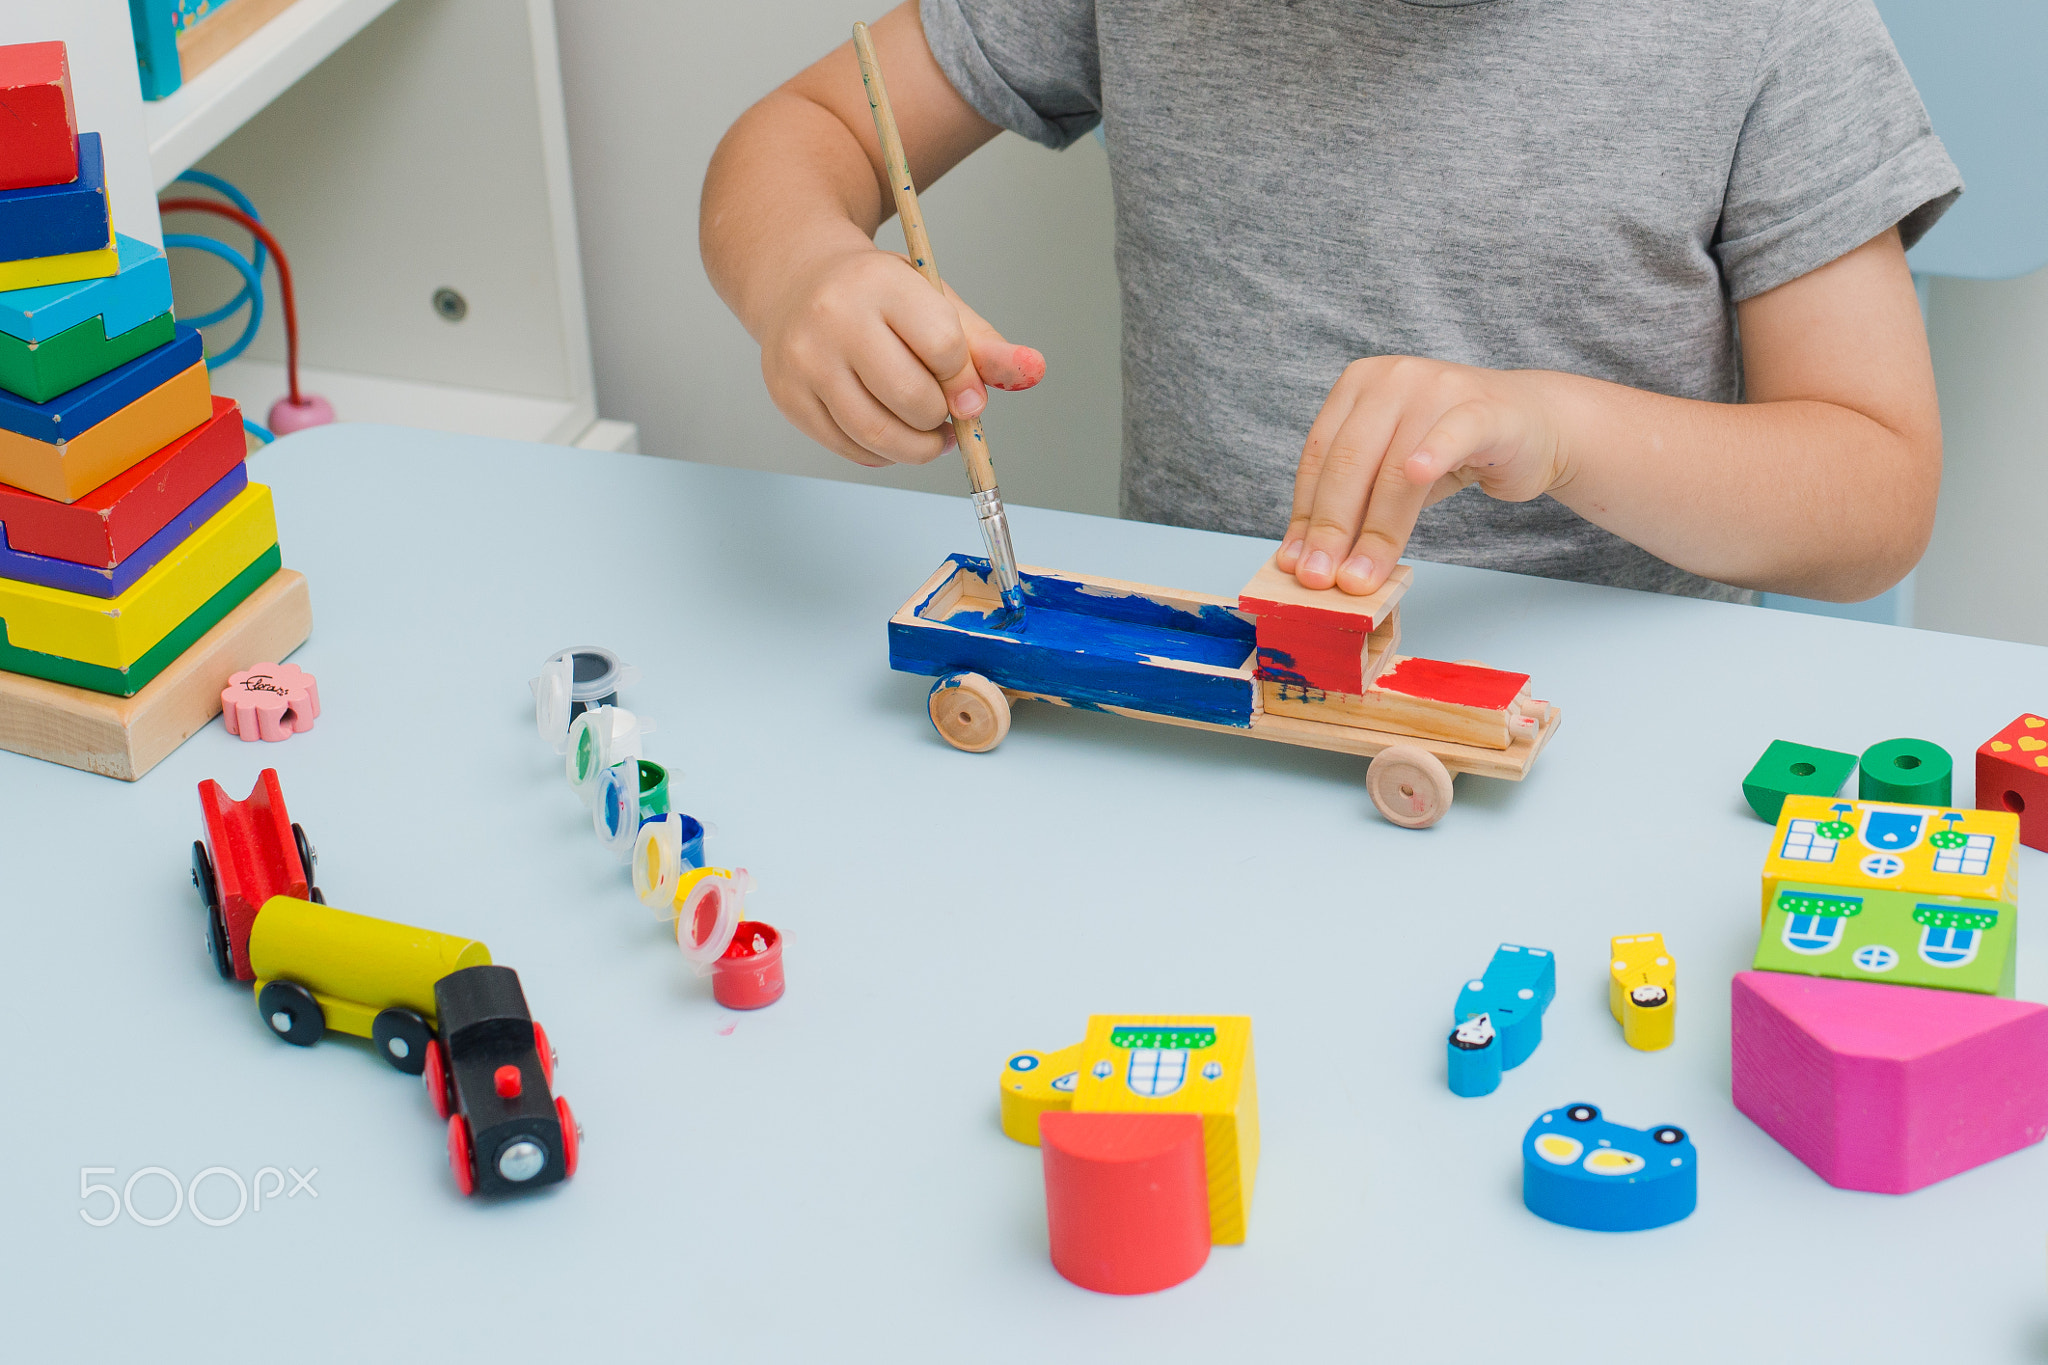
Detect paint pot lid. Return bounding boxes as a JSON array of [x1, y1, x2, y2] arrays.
[[544, 646, 639, 703], [633, 813, 693, 910], [565, 705, 656, 805], [593, 760, 643, 860], [530, 656, 574, 753], [674, 867, 754, 972]]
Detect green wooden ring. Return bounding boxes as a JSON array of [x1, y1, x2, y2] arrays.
[[1858, 737, 1953, 806]]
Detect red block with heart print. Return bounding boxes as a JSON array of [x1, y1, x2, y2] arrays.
[[1977, 714, 2048, 852]]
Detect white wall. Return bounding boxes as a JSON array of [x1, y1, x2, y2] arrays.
[[0, 1, 160, 247], [550, 1, 1122, 519], [1915, 264, 2048, 644]]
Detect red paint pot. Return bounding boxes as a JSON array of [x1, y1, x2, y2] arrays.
[[711, 920, 784, 1010]]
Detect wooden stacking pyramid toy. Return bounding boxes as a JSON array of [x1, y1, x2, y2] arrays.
[[0, 40, 310, 780]]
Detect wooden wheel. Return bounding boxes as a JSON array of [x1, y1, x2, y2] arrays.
[[1367, 744, 1455, 828], [927, 672, 1011, 753]]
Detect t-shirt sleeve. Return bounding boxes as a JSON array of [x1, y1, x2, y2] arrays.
[[1715, 0, 1962, 301], [920, 0, 1102, 150]]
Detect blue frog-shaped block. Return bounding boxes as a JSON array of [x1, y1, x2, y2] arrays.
[[1522, 1103, 1697, 1231]]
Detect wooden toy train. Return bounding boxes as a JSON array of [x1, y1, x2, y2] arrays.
[[889, 552, 1560, 827], [192, 769, 577, 1196]]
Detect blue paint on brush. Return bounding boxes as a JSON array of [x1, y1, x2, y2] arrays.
[[889, 555, 1257, 727]]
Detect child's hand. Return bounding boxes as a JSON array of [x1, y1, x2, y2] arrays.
[[1275, 357, 1570, 594], [758, 247, 1045, 469]]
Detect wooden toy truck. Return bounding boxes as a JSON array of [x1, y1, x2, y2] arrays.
[[888, 554, 1560, 828]]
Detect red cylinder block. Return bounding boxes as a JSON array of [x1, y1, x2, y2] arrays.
[[1039, 1111, 1210, 1295], [711, 921, 785, 1009]]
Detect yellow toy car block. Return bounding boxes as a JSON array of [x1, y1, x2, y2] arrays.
[[1071, 1015, 1258, 1244], [0, 483, 276, 668], [1609, 933, 1676, 1051], [249, 896, 490, 1063], [998, 1040, 1084, 1145]]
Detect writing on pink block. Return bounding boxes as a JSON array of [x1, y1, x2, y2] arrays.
[[222, 662, 319, 743], [1731, 970, 2048, 1194]]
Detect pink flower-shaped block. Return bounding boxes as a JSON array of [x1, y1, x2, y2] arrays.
[[221, 662, 320, 742]]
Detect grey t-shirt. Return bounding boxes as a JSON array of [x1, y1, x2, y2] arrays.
[[921, 0, 1961, 600]]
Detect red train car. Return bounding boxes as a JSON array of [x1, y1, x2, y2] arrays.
[[190, 768, 321, 980]]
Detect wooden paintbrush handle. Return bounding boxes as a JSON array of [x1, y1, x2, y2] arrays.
[[852, 22, 997, 494]]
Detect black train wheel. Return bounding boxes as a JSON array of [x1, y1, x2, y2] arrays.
[[257, 981, 324, 1046], [191, 841, 232, 980], [371, 1008, 431, 1075], [291, 823, 317, 885]]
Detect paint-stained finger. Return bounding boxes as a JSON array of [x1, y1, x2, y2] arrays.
[[819, 372, 950, 465], [945, 282, 1045, 392], [1296, 397, 1400, 589]]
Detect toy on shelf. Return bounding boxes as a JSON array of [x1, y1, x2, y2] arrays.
[[1756, 796, 2018, 996], [999, 1041, 1085, 1145], [1859, 737, 1953, 806], [1609, 934, 1675, 1051], [1448, 943, 1555, 1096], [529, 644, 636, 753], [1977, 714, 2048, 851], [1012, 1015, 1256, 1294], [248, 895, 490, 1074], [0, 41, 308, 782], [1521, 1103, 1696, 1231], [889, 552, 1560, 828], [191, 767, 317, 981], [426, 964, 578, 1197], [1731, 970, 2048, 1193], [1741, 740, 1857, 823], [220, 661, 318, 741]]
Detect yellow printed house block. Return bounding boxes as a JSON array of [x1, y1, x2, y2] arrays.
[[1071, 1015, 1258, 1244], [998, 1040, 1085, 1145], [1758, 796, 2020, 996]]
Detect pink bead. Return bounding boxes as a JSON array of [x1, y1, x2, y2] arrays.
[[267, 393, 335, 435], [221, 662, 320, 742]]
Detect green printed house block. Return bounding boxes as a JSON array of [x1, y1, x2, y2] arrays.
[[1755, 881, 2016, 996], [1742, 740, 1857, 823]]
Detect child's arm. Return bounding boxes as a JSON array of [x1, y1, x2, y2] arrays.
[[700, 3, 1044, 471], [1277, 226, 1939, 602]]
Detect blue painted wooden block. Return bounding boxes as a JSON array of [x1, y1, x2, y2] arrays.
[[0, 133, 110, 264], [0, 324, 202, 443], [888, 555, 1258, 728], [1522, 1103, 1697, 1231], [0, 235, 174, 344], [0, 462, 244, 595], [1446, 1013, 1502, 1097], [1454, 943, 1555, 1074]]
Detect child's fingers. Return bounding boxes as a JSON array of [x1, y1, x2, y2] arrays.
[[1295, 398, 1404, 590], [881, 281, 985, 423], [1404, 401, 1515, 492], [1281, 381, 1368, 572], [945, 283, 1045, 392], [819, 369, 952, 465]]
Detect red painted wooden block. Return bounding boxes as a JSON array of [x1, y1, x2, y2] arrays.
[[0, 396, 243, 567], [196, 768, 311, 981], [1977, 714, 2048, 852], [1374, 657, 1528, 710], [1731, 970, 2048, 1194], [0, 43, 78, 192], [1238, 556, 1411, 693], [1040, 1110, 1210, 1295]]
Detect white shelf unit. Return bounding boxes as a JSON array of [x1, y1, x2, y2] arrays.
[[149, 0, 611, 448]]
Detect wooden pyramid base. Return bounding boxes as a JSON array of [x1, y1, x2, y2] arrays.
[[0, 569, 310, 781]]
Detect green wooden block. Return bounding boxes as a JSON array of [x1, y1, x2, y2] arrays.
[[1755, 880, 2015, 997], [1742, 740, 1857, 823], [0, 309, 177, 405], [1859, 737, 1954, 806]]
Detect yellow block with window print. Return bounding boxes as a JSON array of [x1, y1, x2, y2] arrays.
[[1070, 1015, 1258, 1244], [1758, 796, 2019, 995]]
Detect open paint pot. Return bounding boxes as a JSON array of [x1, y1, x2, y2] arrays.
[[595, 760, 672, 859], [565, 705, 655, 806], [530, 646, 639, 751], [632, 813, 707, 904], [668, 866, 783, 1009]]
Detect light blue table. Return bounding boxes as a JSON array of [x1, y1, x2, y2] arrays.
[[4, 427, 2047, 1361]]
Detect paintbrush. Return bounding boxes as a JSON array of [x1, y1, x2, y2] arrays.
[[852, 21, 1026, 627]]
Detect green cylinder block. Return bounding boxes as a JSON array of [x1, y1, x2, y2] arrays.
[[1858, 737, 1953, 806]]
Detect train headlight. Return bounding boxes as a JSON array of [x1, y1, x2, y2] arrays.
[[497, 1138, 548, 1184]]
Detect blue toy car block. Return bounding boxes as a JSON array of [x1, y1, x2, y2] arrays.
[[1453, 943, 1555, 1075], [0, 133, 110, 264], [1446, 1013, 1502, 1097], [0, 234, 174, 344], [1522, 1103, 1697, 1231], [0, 324, 202, 443]]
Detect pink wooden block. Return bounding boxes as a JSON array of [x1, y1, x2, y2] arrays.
[[1731, 970, 2048, 1194], [221, 662, 319, 742]]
